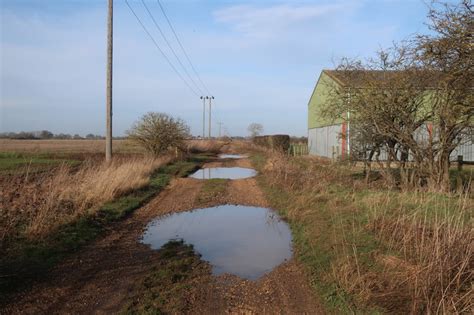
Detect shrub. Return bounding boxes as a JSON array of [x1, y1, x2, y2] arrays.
[[127, 112, 190, 156]]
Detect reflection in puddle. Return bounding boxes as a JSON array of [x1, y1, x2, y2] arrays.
[[219, 154, 246, 159], [141, 205, 292, 280], [189, 167, 256, 179]]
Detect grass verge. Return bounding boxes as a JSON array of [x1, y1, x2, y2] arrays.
[[197, 178, 229, 204], [0, 156, 202, 305], [251, 153, 473, 314]]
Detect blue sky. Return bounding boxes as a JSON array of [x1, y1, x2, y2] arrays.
[[1, 0, 440, 137]]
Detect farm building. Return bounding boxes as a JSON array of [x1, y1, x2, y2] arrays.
[[307, 70, 473, 161]]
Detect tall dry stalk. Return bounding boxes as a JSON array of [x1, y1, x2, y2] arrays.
[[368, 192, 473, 314], [260, 152, 473, 313], [1, 156, 172, 241]]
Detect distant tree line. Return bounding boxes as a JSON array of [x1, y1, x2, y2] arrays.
[[0, 130, 106, 140]]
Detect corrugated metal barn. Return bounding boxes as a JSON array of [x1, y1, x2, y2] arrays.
[[307, 70, 473, 161]]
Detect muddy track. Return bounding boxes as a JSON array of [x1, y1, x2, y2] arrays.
[[3, 152, 324, 314]]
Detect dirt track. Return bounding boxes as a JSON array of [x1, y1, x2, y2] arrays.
[[3, 148, 324, 314]]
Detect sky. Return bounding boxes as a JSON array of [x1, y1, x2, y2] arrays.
[[0, 0, 442, 137]]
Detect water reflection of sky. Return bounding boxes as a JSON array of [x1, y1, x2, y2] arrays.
[[189, 167, 256, 180], [219, 154, 246, 159], [141, 205, 293, 280]]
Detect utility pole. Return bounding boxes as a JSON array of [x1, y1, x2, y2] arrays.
[[208, 96, 214, 138], [200, 96, 208, 138], [105, 0, 113, 162]]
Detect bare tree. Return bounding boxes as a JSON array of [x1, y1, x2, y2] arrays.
[[323, 50, 432, 185], [127, 112, 190, 156], [247, 123, 264, 138], [413, 0, 474, 190], [322, 1, 473, 191]]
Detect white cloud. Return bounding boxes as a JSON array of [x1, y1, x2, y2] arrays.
[[1, 1, 425, 136], [213, 3, 349, 38]]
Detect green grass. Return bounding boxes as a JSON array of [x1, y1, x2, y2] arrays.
[[123, 240, 210, 314], [0, 152, 79, 174], [0, 156, 204, 305], [197, 178, 228, 204], [158, 160, 200, 178]]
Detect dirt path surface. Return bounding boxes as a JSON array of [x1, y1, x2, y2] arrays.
[[3, 150, 324, 314]]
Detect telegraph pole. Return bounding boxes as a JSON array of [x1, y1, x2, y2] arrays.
[[208, 96, 214, 138], [105, 0, 113, 162], [200, 96, 207, 138]]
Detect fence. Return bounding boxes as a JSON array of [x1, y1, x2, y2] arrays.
[[289, 143, 309, 156]]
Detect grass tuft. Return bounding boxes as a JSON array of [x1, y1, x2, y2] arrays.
[[197, 179, 228, 204], [252, 151, 473, 314]]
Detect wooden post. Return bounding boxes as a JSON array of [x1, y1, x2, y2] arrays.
[[457, 155, 463, 172], [105, 0, 113, 162], [457, 155, 464, 192]]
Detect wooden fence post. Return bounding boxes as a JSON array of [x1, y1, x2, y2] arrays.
[[457, 155, 463, 172]]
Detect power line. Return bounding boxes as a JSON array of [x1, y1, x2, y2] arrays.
[[209, 98, 224, 137], [124, 0, 199, 97], [156, 0, 212, 95], [140, 0, 204, 95]]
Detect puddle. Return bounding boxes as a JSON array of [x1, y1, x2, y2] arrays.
[[141, 205, 292, 280], [219, 154, 246, 159], [189, 167, 256, 179]]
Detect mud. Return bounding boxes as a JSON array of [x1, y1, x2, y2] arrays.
[[3, 149, 324, 314]]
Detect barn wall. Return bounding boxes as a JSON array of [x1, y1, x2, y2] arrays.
[[308, 125, 343, 158], [308, 124, 473, 161], [307, 72, 344, 129], [451, 140, 474, 161], [306, 70, 473, 161]]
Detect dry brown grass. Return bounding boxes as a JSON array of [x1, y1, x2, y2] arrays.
[[185, 140, 227, 154], [258, 152, 474, 314], [367, 193, 473, 314], [0, 156, 172, 241]]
